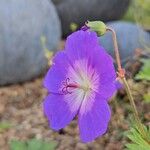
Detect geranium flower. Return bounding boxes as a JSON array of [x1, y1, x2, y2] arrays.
[[43, 30, 118, 142]]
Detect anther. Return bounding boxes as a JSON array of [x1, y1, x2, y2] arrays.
[[61, 78, 79, 95]]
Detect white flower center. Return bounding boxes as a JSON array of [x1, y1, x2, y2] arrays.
[[61, 59, 99, 96], [61, 59, 99, 114], [70, 59, 99, 92]]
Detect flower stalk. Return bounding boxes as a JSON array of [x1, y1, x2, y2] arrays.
[[106, 27, 148, 140]]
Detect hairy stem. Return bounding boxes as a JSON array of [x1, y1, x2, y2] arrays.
[[106, 28, 122, 71], [106, 27, 148, 139]]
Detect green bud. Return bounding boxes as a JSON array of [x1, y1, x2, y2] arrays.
[[86, 21, 107, 36]]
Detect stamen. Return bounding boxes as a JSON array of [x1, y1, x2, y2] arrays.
[[61, 78, 79, 95]]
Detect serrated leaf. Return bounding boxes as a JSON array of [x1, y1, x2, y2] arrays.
[[126, 143, 149, 150], [125, 124, 150, 150]]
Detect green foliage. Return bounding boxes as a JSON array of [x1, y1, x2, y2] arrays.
[[0, 122, 12, 132], [143, 94, 150, 103], [10, 140, 27, 150], [135, 59, 150, 81], [123, 0, 150, 30], [10, 139, 57, 150], [125, 125, 150, 150]]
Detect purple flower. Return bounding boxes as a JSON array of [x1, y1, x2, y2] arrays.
[[43, 30, 117, 142]]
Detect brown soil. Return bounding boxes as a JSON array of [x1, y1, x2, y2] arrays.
[[0, 76, 149, 150]]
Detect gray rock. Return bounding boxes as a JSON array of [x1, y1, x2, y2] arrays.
[[0, 0, 61, 85], [99, 21, 150, 66], [51, 0, 130, 36]]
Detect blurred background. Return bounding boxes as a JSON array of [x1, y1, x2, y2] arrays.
[[0, 0, 149, 149]]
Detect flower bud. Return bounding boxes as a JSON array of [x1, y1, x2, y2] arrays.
[[86, 21, 106, 36]]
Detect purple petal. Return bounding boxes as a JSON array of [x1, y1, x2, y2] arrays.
[[91, 45, 117, 100], [64, 30, 117, 100], [43, 94, 78, 130], [43, 51, 69, 93], [65, 30, 99, 61], [92, 45, 116, 83], [78, 95, 111, 142]]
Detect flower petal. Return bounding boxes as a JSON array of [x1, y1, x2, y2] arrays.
[[65, 30, 99, 61], [43, 94, 79, 130], [43, 51, 69, 93], [65, 30, 117, 100], [78, 95, 111, 142], [92, 45, 116, 83], [90, 45, 117, 100]]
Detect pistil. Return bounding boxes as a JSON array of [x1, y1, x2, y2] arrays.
[[61, 78, 91, 95]]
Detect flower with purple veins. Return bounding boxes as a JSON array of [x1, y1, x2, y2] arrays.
[[43, 30, 118, 142]]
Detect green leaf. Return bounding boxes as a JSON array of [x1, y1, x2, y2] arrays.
[[126, 143, 141, 150], [135, 59, 150, 81], [126, 143, 148, 150], [125, 124, 150, 150], [42, 142, 57, 150], [10, 140, 27, 150], [27, 139, 57, 150], [27, 139, 43, 150], [123, 0, 150, 30], [10, 139, 57, 150]]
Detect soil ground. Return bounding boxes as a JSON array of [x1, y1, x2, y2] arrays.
[[0, 76, 149, 150]]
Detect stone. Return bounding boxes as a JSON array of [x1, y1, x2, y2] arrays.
[[0, 0, 61, 85], [51, 0, 130, 36], [99, 21, 150, 66]]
